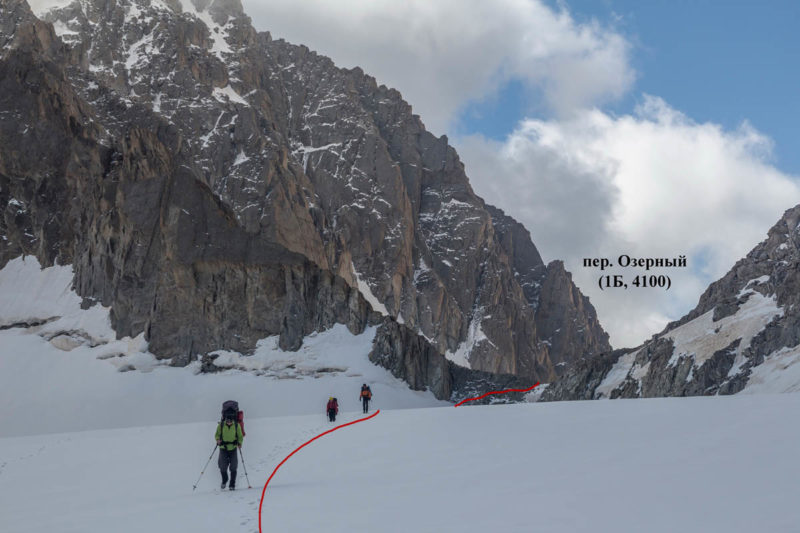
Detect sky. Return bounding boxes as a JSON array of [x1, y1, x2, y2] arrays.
[[458, 0, 800, 172], [245, 0, 799, 347]]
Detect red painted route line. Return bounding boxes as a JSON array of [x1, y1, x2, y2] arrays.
[[454, 382, 540, 407], [258, 410, 381, 533]]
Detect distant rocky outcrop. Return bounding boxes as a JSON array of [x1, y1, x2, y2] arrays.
[[486, 205, 609, 375], [542, 204, 800, 401], [0, 0, 609, 393]]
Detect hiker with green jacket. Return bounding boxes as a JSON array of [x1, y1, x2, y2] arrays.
[[215, 415, 244, 490]]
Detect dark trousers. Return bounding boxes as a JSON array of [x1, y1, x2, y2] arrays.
[[328, 408, 336, 422], [218, 448, 238, 487], [362, 397, 370, 413]]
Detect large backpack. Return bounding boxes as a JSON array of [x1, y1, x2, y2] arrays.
[[221, 400, 245, 437]]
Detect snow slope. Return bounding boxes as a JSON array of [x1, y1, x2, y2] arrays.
[[1, 394, 799, 532], [0, 257, 445, 437], [2, 260, 800, 531]]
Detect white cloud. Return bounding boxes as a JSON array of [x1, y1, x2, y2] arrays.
[[242, 0, 633, 134], [457, 96, 800, 347]]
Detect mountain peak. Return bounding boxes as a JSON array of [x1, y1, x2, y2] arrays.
[[2, 0, 609, 393], [543, 202, 800, 401]]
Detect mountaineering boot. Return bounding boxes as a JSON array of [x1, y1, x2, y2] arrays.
[[229, 484, 235, 491], [221, 481, 226, 489]]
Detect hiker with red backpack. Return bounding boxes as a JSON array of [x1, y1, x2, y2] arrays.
[[326, 397, 338, 422], [215, 400, 244, 490], [360, 384, 372, 413]]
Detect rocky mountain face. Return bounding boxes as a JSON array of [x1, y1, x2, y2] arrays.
[[0, 0, 609, 396], [486, 205, 609, 374], [542, 204, 800, 401]]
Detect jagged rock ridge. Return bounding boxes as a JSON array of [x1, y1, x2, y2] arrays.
[[542, 204, 800, 401], [0, 0, 609, 391]]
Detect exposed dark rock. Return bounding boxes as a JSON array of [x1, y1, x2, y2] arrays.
[[369, 317, 452, 399], [368, 316, 536, 402], [539, 349, 631, 402], [535, 260, 610, 371], [486, 205, 611, 374], [449, 365, 534, 405], [0, 0, 609, 391]]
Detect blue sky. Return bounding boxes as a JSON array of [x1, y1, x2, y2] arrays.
[[459, 0, 800, 175]]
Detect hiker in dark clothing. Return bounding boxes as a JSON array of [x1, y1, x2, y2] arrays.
[[215, 415, 244, 490], [360, 384, 372, 414], [327, 397, 339, 422]]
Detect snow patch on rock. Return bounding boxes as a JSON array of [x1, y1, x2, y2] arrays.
[[665, 292, 783, 374], [742, 344, 800, 394], [0, 256, 114, 344], [212, 85, 247, 106], [177, 0, 233, 59], [445, 310, 495, 369], [207, 325, 376, 379], [51, 19, 79, 37], [28, 0, 74, 17], [736, 275, 770, 298], [350, 262, 388, 316], [595, 350, 638, 399], [525, 382, 548, 402]]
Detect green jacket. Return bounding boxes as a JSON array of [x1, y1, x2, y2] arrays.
[[215, 422, 244, 451]]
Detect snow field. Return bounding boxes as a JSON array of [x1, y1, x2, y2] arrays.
[[3, 257, 800, 531], [257, 394, 800, 532], [2, 394, 800, 532], [0, 257, 446, 437], [0, 322, 445, 437]]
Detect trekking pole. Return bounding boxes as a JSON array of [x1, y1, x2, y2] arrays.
[[238, 447, 253, 489], [192, 444, 219, 491]]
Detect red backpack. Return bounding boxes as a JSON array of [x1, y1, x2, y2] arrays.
[[327, 398, 338, 413]]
